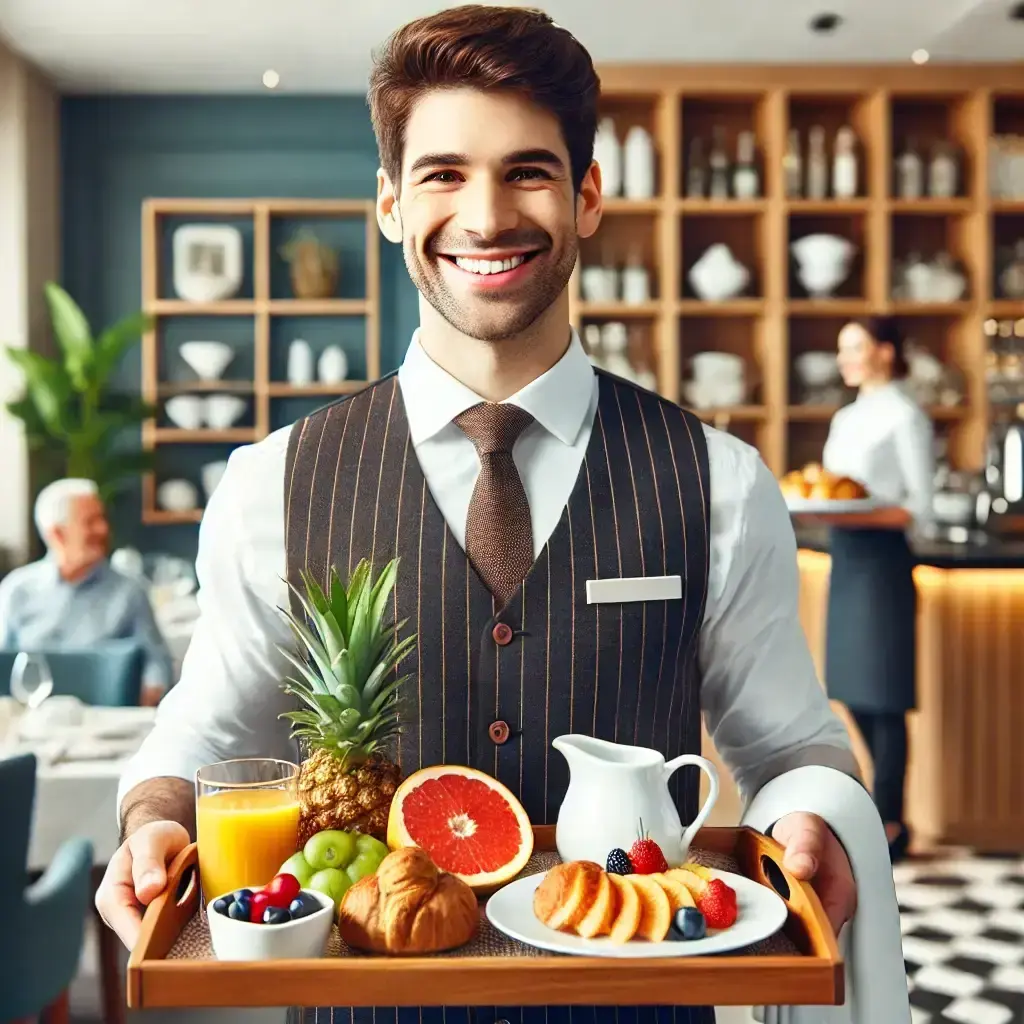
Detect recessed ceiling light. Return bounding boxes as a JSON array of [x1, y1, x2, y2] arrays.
[[809, 12, 842, 33], [262, 69, 280, 89], [911, 49, 930, 64]]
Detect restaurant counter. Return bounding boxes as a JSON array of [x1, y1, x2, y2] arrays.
[[793, 527, 1024, 853]]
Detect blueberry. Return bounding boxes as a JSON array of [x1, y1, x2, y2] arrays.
[[263, 906, 291, 925], [231, 888, 253, 902], [227, 897, 251, 921], [672, 906, 706, 940], [212, 896, 232, 916], [288, 895, 318, 919]]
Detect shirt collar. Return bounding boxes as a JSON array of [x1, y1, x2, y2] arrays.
[[42, 552, 109, 588], [398, 328, 595, 448]]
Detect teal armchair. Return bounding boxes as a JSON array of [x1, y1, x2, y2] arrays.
[[0, 753, 93, 1021], [0, 640, 144, 706]]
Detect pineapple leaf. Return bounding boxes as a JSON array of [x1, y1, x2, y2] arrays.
[[327, 566, 349, 642], [326, 647, 353, 698], [299, 568, 333, 622], [278, 595, 337, 689], [280, 677, 331, 716], [368, 557, 400, 630], [345, 560, 372, 635], [347, 582, 373, 684], [361, 634, 418, 704], [368, 675, 409, 715], [277, 638, 332, 696], [301, 568, 348, 666]]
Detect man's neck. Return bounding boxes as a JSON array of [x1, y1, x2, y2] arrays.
[[55, 555, 103, 584], [417, 295, 572, 403]]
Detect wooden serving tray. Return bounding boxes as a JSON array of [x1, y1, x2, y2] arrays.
[[127, 825, 843, 1009]]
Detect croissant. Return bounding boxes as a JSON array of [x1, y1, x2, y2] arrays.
[[337, 847, 479, 955]]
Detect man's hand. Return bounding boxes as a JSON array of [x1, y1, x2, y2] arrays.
[[139, 684, 164, 707], [771, 811, 857, 935], [95, 820, 191, 950]]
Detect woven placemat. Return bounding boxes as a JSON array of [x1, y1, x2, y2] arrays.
[[167, 847, 797, 961]]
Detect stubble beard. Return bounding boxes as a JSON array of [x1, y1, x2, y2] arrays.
[[404, 235, 579, 343]]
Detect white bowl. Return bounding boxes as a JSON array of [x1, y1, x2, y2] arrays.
[[691, 351, 745, 382], [206, 887, 334, 961], [157, 479, 199, 513], [164, 395, 204, 430], [204, 395, 247, 429], [795, 351, 840, 387], [180, 341, 234, 381], [201, 460, 229, 499]]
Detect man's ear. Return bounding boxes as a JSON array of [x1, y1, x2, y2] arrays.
[[376, 169, 403, 244]]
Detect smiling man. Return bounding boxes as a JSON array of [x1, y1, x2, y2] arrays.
[[99, 7, 907, 1024]]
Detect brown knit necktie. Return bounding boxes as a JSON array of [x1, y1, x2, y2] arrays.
[[454, 402, 535, 605]]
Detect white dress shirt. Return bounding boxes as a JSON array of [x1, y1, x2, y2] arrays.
[[822, 382, 935, 525], [117, 331, 855, 813]]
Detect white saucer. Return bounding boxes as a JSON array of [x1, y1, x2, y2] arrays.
[[485, 868, 788, 958], [785, 496, 884, 514]]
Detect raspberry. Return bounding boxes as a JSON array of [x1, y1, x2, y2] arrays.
[[606, 848, 633, 874], [697, 878, 737, 929]]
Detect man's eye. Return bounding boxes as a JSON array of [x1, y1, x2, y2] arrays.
[[510, 167, 550, 181], [423, 170, 460, 183]]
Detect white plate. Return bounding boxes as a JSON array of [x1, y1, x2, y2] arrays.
[[785, 496, 884, 514], [485, 868, 788, 958]]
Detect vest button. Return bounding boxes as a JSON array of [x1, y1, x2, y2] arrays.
[[489, 720, 511, 745], [492, 622, 513, 646]]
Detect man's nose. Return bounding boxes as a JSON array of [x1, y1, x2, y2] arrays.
[[457, 177, 518, 242]]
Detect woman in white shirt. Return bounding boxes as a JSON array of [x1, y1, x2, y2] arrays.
[[819, 316, 935, 863]]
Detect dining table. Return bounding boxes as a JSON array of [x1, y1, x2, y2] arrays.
[[1, 697, 158, 1024]]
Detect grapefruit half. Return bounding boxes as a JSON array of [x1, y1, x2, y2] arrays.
[[386, 765, 534, 892]]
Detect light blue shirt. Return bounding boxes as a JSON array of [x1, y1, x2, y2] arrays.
[[0, 557, 173, 690]]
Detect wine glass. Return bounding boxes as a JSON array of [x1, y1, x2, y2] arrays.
[[10, 651, 54, 710]]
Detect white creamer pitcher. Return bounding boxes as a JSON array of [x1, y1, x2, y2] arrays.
[[552, 734, 719, 867]]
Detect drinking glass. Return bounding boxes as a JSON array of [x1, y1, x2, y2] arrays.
[[195, 758, 300, 905], [10, 652, 54, 710]]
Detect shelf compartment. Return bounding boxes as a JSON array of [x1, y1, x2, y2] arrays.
[[679, 315, 763, 405], [154, 213, 256, 302], [890, 94, 974, 200], [787, 316, 850, 408], [786, 94, 873, 201], [269, 315, 370, 385], [269, 214, 370, 302], [992, 211, 1024, 301], [787, 213, 867, 300], [990, 95, 1024, 201], [580, 320, 659, 387], [891, 213, 975, 302], [682, 213, 764, 299], [680, 93, 767, 201], [579, 212, 660, 301], [597, 95, 663, 201], [786, 420, 832, 473], [156, 317, 256, 389]]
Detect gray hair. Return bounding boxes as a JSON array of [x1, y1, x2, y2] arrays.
[[34, 478, 100, 543]]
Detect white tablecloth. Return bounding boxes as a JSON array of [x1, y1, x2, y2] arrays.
[[1, 702, 157, 871]]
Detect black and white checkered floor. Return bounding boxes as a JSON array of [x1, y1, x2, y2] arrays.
[[896, 854, 1024, 1023]]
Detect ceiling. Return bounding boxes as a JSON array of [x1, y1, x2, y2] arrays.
[[1, 0, 1023, 94]]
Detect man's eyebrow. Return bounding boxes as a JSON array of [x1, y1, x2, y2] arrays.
[[407, 149, 567, 175]]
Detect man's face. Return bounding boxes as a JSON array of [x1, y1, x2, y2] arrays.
[[52, 494, 109, 570], [378, 87, 601, 342]]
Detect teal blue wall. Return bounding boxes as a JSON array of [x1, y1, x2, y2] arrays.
[[60, 95, 418, 560]]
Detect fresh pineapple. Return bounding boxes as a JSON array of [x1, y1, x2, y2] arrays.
[[277, 557, 417, 845]]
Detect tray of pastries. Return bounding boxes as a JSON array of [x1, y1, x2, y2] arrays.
[[779, 463, 881, 513]]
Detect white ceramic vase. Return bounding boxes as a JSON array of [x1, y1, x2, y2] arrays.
[[288, 339, 314, 385]]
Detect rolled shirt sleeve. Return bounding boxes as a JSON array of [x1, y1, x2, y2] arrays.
[[699, 429, 860, 804], [116, 433, 298, 815]]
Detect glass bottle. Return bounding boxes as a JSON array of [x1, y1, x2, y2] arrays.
[[708, 126, 730, 199], [832, 126, 858, 198], [806, 125, 828, 200], [896, 137, 923, 199], [732, 130, 760, 198], [928, 141, 959, 199], [783, 128, 802, 198], [686, 137, 706, 198]]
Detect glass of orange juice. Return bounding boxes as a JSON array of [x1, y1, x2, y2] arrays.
[[195, 758, 301, 904]]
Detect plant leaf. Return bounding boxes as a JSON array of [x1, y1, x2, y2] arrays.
[[3, 347, 72, 435], [92, 312, 153, 383], [44, 282, 94, 389]]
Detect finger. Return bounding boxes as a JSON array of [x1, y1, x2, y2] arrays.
[[95, 842, 145, 951], [779, 816, 825, 879], [128, 824, 181, 904]]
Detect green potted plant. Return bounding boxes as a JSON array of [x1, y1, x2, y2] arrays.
[[3, 282, 156, 502]]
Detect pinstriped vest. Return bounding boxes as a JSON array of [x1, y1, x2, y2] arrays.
[[285, 369, 715, 1024]]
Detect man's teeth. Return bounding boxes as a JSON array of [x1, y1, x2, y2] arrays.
[[452, 254, 527, 275]]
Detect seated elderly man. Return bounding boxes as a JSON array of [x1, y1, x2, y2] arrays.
[[0, 478, 173, 705]]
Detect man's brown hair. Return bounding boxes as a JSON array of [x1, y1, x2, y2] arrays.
[[367, 5, 600, 194]]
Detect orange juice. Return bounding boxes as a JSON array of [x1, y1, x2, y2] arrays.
[[196, 787, 300, 901]]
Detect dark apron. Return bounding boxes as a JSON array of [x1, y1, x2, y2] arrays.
[[824, 527, 917, 714]]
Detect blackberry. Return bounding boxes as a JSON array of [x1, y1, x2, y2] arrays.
[[606, 848, 633, 874]]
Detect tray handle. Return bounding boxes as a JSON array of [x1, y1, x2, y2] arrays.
[[127, 843, 200, 1004], [733, 828, 842, 965]]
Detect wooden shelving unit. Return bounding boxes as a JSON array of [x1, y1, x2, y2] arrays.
[[569, 64, 1024, 477], [140, 197, 380, 524]]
